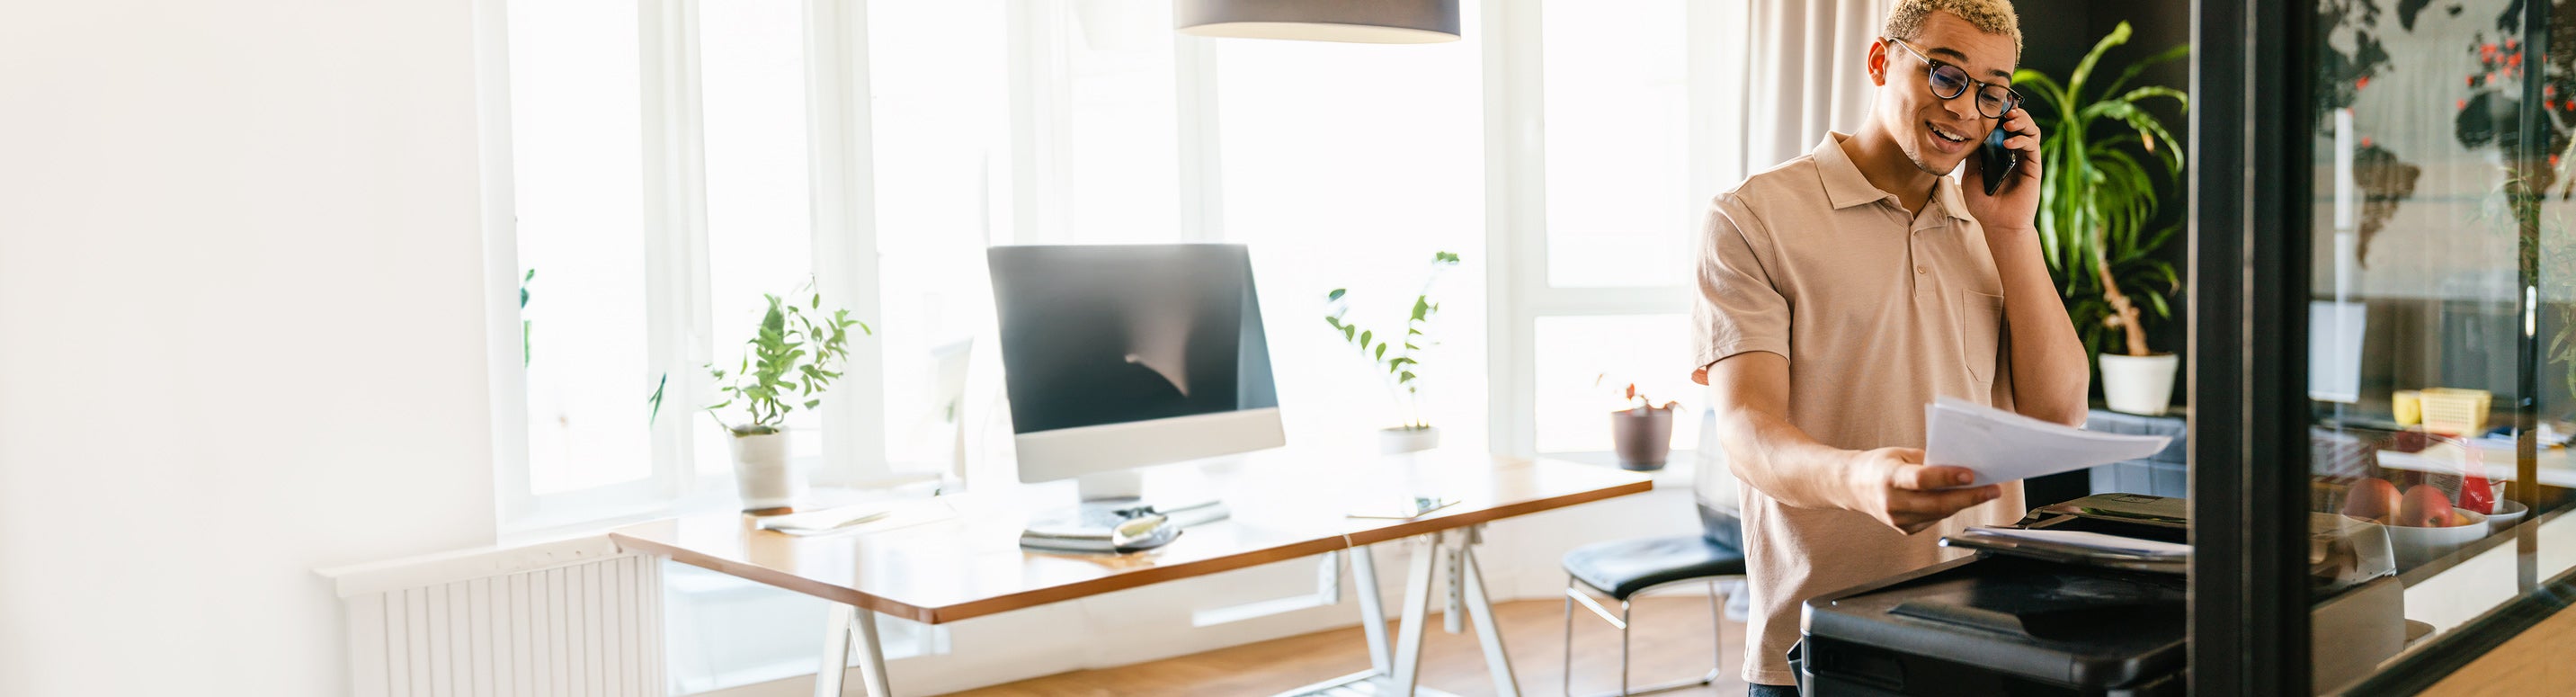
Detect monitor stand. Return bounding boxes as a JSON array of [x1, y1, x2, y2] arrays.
[[1017, 470, 1232, 554]]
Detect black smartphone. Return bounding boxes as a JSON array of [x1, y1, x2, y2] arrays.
[[1979, 126, 2019, 195]]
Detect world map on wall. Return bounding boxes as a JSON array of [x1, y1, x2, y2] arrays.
[[2316, 0, 2576, 265]]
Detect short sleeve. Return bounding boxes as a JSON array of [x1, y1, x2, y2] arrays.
[[1690, 196, 1792, 385]]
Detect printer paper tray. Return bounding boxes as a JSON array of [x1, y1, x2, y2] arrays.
[[1942, 527, 2187, 575]]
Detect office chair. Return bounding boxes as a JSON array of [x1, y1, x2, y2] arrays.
[[1559, 503, 1747, 696]]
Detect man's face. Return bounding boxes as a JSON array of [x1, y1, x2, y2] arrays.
[[1869, 11, 2018, 176]]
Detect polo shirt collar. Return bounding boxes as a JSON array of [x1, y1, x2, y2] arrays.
[[1811, 131, 1977, 222]]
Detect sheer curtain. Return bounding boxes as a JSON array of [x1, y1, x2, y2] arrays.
[[1698, 0, 1892, 538], [1727, 0, 1892, 174]]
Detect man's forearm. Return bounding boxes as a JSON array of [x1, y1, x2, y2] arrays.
[[1712, 405, 1871, 511], [1987, 226, 2091, 425]]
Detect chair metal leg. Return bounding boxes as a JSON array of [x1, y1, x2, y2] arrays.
[[1562, 576, 1576, 697], [1707, 581, 1725, 680], [1619, 600, 1633, 695], [1561, 577, 1738, 697]]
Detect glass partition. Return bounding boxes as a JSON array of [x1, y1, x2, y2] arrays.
[[2304, 1, 2576, 692]]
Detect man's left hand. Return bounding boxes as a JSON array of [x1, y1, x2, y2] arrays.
[[1961, 107, 2044, 235]]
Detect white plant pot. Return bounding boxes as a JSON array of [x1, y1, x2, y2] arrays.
[[1379, 426, 1440, 455], [728, 431, 803, 512], [2100, 353, 2180, 416]]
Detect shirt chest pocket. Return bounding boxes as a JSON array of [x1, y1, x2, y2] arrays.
[[1957, 290, 2005, 385]]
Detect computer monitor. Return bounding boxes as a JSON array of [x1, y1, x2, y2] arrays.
[[986, 244, 1285, 502]]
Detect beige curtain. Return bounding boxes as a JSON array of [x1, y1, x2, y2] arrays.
[[1727, 0, 1894, 175], [1698, 0, 1892, 522]]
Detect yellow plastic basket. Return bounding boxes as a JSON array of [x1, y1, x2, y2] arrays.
[[2417, 388, 2491, 436]]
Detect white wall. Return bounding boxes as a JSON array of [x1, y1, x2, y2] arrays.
[[0, 2, 493, 695]]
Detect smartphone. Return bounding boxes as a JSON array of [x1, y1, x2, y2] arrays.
[[1979, 126, 2019, 196]]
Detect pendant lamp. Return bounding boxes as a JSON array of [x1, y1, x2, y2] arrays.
[[1174, 0, 1461, 44]]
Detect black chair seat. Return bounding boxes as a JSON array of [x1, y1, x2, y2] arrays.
[[1563, 534, 1747, 601]]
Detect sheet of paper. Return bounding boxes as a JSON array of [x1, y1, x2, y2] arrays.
[[1961, 527, 2191, 558], [1924, 398, 2171, 488], [755, 499, 956, 536]]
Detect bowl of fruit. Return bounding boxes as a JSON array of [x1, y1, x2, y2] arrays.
[[2340, 478, 2490, 570]]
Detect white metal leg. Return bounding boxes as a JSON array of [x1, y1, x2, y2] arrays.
[[1278, 528, 1520, 697], [816, 602, 893, 697], [817, 603, 851, 697], [1350, 545, 1393, 676], [1388, 532, 1442, 695], [1444, 545, 1464, 635], [1456, 537, 1519, 696]]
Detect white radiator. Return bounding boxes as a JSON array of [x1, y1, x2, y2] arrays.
[[325, 537, 665, 697]]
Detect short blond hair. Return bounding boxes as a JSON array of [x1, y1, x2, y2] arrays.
[[1884, 0, 2022, 55]]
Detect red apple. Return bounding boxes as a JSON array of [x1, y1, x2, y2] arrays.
[[2343, 478, 2403, 523], [2397, 484, 2458, 527]]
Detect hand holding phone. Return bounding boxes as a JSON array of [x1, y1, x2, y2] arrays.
[[1978, 125, 2021, 196]]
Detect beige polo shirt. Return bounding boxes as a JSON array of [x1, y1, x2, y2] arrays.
[[1690, 133, 2027, 686]]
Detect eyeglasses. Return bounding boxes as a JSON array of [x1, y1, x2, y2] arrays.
[[1884, 38, 2019, 119]]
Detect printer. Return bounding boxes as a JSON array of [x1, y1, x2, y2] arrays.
[[1798, 494, 2402, 696]]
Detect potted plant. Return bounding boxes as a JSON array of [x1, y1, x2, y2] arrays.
[[1324, 251, 1461, 454], [1600, 378, 1680, 470], [2017, 22, 2190, 416], [657, 286, 871, 512]]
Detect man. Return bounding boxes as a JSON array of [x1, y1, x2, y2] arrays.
[[1689, 1, 2090, 694]]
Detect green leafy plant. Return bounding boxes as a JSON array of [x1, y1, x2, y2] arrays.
[[519, 269, 535, 367], [2015, 22, 2189, 360], [650, 283, 872, 436], [1595, 374, 1678, 414], [1324, 251, 1461, 431]]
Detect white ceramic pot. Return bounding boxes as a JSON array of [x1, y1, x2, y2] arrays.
[[1379, 426, 1440, 455], [728, 430, 803, 512], [2100, 353, 2180, 416]]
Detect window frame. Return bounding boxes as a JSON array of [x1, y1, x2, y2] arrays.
[[1481, 0, 1747, 458], [484, 0, 893, 533]]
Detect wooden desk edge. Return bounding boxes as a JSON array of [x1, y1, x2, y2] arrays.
[[608, 532, 942, 623], [1341, 477, 1653, 548], [611, 531, 1356, 625], [610, 472, 1653, 625]]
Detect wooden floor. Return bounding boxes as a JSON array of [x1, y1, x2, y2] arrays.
[[944, 594, 1751, 697]]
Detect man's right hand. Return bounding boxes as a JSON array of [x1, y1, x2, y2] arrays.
[[1845, 447, 2003, 535]]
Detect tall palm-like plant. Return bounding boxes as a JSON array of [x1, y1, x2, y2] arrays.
[[2015, 22, 2189, 359]]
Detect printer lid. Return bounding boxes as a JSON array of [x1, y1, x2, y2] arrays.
[[1974, 493, 2395, 594]]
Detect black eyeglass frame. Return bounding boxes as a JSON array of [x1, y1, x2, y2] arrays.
[[1883, 38, 2021, 119]]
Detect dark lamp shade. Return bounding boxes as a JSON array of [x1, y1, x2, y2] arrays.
[[1174, 0, 1461, 44]]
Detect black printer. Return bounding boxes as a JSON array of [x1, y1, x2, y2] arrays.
[[1798, 494, 2402, 696]]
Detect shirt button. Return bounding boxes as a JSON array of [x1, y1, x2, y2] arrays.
[[1916, 266, 1929, 274]]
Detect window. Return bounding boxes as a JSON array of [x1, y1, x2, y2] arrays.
[[1538, 0, 1695, 289], [503, 0, 655, 502], [695, 0, 820, 478], [869, 0, 1009, 481], [1211, 22, 1489, 450], [490, 0, 888, 529], [1489, 0, 1748, 458]]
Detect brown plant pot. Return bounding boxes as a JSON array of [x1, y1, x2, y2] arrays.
[[1611, 407, 1674, 470]]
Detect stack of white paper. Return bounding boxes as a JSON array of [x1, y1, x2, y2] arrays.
[[1924, 398, 2171, 488]]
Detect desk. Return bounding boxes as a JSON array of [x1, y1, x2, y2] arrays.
[[609, 451, 1652, 696]]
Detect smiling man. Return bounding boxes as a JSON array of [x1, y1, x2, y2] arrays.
[[1688, 1, 2090, 693]]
